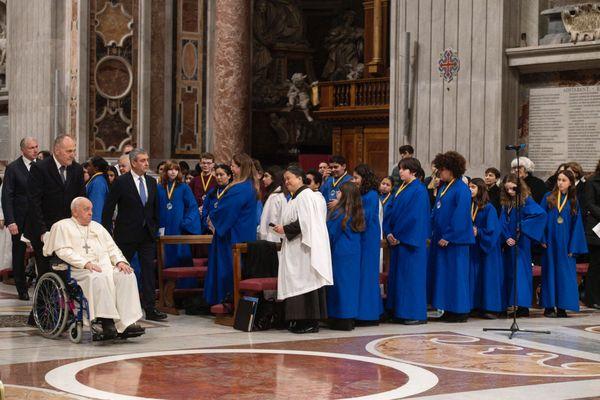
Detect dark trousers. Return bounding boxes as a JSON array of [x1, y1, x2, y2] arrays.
[[118, 236, 157, 310], [11, 234, 27, 294], [30, 236, 50, 278], [585, 245, 600, 307]]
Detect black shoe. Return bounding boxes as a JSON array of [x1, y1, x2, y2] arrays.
[[444, 312, 468, 323], [145, 308, 167, 321], [290, 320, 319, 334], [18, 292, 30, 301], [589, 303, 600, 310], [544, 308, 556, 318], [100, 318, 117, 339], [119, 323, 146, 338], [556, 308, 568, 318], [402, 319, 427, 325], [328, 318, 355, 331]]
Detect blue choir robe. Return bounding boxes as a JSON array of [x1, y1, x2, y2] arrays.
[[357, 190, 383, 320], [201, 187, 219, 234], [428, 179, 475, 314], [204, 180, 257, 305], [383, 180, 430, 321], [326, 212, 361, 318], [158, 182, 202, 266], [86, 174, 109, 223], [380, 193, 393, 217], [540, 195, 588, 311], [319, 173, 353, 203], [470, 203, 505, 312], [500, 196, 546, 308]]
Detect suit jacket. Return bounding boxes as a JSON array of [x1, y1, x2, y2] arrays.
[[25, 157, 85, 238], [1, 157, 31, 229], [102, 172, 159, 244]]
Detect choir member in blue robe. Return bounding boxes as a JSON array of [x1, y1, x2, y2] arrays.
[[500, 173, 547, 317], [468, 178, 504, 317], [428, 151, 475, 322], [157, 161, 202, 288], [353, 164, 383, 323], [326, 182, 365, 330], [201, 164, 233, 234], [540, 170, 588, 317], [319, 155, 353, 205], [86, 156, 110, 223], [379, 176, 394, 216], [383, 158, 430, 324], [204, 154, 258, 306]]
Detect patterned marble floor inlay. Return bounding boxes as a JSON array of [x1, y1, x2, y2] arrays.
[[45, 349, 439, 400], [367, 333, 600, 377]]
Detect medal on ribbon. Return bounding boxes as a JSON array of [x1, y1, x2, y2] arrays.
[[556, 191, 567, 224]]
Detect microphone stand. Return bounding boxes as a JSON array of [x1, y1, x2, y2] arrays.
[[483, 146, 550, 339]]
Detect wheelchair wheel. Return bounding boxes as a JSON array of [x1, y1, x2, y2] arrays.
[[33, 272, 69, 339], [68, 321, 83, 343]]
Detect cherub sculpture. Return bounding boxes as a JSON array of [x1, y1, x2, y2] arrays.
[[287, 73, 314, 122]]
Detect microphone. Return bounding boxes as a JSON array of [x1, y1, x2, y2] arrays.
[[505, 144, 526, 151]]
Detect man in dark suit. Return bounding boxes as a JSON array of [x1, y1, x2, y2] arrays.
[[102, 148, 167, 321], [25, 134, 85, 279], [1, 137, 39, 300]]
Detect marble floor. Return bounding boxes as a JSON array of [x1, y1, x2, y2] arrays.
[[0, 282, 599, 400]]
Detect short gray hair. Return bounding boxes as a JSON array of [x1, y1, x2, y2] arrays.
[[54, 134, 75, 148], [20, 137, 38, 149], [129, 148, 147, 164], [70, 196, 90, 212]]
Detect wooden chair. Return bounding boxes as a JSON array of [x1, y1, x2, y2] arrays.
[[156, 235, 213, 315]]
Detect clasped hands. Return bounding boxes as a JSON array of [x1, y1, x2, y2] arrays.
[[387, 234, 449, 247], [84, 261, 133, 274]]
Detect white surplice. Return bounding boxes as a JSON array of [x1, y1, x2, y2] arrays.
[[43, 218, 142, 333], [259, 187, 286, 242], [277, 188, 333, 300]]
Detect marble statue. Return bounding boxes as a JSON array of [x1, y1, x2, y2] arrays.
[[322, 11, 364, 81], [287, 73, 313, 122], [346, 63, 364, 80]]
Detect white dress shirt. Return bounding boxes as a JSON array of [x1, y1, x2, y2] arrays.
[[22, 156, 34, 171], [130, 170, 149, 201]]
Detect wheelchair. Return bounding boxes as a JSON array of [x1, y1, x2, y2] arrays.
[[32, 258, 142, 343]]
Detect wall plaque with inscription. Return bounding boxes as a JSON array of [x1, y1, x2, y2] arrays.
[[528, 86, 600, 174]]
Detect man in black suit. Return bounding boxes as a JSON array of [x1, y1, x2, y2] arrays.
[[25, 134, 85, 279], [102, 148, 167, 321], [1, 137, 39, 300]]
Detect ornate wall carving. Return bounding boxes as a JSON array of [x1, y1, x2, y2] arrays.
[[174, 0, 205, 156], [89, 0, 138, 156], [67, 0, 79, 137]]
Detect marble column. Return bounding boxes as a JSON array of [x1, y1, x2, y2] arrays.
[[211, 0, 251, 163], [7, 0, 69, 158]]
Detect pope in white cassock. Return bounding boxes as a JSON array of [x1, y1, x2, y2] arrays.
[[42, 197, 144, 338]]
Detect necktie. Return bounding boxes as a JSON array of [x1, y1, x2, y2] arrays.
[[139, 176, 147, 205], [59, 166, 66, 183]]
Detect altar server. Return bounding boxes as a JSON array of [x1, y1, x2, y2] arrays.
[[383, 158, 430, 324], [326, 182, 364, 330], [428, 151, 475, 322], [274, 166, 332, 334], [259, 166, 286, 242], [500, 173, 547, 317], [204, 154, 258, 305], [352, 164, 383, 324], [540, 170, 588, 317], [468, 178, 504, 318]]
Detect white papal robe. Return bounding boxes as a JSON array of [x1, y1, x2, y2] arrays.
[[43, 218, 143, 333]]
